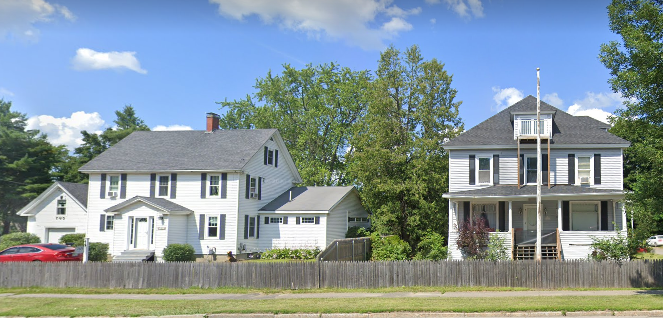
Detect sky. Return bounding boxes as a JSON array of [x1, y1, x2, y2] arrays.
[[0, 0, 626, 151]]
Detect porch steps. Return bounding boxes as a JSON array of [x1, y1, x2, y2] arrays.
[[113, 250, 155, 262], [515, 245, 558, 260]]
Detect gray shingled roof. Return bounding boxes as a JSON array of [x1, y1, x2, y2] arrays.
[[444, 96, 629, 147], [260, 186, 356, 212], [105, 196, 193, 213], [443, 185, 625, 199], [57, 181, 88, 208], [80, 129, 277, 172]]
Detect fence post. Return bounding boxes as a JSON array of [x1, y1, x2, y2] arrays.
[[352, 240, 355, 262], [364, 240, 367, 261]]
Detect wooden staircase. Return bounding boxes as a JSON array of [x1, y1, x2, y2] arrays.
[[514, 245, 559, 260]]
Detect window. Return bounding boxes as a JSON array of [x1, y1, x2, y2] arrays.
[[248, 217, 256, 237], [526, 157, 537, 184], [207, 216, 218, 238], [57, 196, 66, 215], [106, 215, 114, 230], [267, 149, 274, 165], [348, 217, 369, 222], [270, 217, 283, 224], [301, 217, 315, 224], [472, 203, 497, 229], [0, 247, 19, 255], [478, 157, 491, 184], [249, 177, 257, 198], [209, 175, 220, 196], [158, 176, 169, 196], [129, 217, 135, 245], [109, 175, 120, 192], [578, 156, 591, 184], [571, 202, 599, 231]]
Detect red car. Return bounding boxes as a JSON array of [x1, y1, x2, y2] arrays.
[[0, 244, 82, 262]]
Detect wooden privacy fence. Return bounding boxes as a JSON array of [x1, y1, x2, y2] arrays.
[[317, 237, 371, 262], [1, 260, 662, 289]]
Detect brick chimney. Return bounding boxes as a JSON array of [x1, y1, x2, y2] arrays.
[[206, 112, 220, 132]]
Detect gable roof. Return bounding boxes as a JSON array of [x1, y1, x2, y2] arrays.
[[16, 181, 88, 216], [79, 129, 279, 172], [259, 186, 358, 212], [444, 96, 629, 148], [105, 196, 193, 214]]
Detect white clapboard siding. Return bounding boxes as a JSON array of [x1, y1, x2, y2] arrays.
[[258, 214, 326, 250], [26, 188, 87, 244], [326, 192, 368, 246], [560, 231, 621, 260]]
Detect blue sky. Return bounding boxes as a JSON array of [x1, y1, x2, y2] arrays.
[[0, 0, 625, 150]]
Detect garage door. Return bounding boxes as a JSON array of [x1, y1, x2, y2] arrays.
[[47, 228, 76, 244]]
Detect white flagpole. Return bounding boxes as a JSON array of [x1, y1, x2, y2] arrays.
[[536, 68, 542, 261]]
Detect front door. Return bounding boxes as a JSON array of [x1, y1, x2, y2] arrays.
[[134, 217, 149, 249], [524, 205, 537, 231]]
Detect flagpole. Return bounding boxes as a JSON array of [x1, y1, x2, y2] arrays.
[[536, 68, 542, 261]]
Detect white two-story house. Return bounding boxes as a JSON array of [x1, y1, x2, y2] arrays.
[[17, 113, 369, 261], [443, 96, 629, 260]]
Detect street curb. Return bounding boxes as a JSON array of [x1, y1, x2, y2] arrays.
[[6, 312, 663, 318]]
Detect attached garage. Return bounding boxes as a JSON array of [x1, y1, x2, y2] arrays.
[[47, 228, 76, 244]]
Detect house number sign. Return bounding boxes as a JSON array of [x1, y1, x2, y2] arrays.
[[56, 216, 66, 221]]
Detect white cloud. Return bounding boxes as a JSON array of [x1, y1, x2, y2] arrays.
[[27, 111, 105, 150], [543, 93, 563, 108], [572, 92, 625, 110], [152, 125, 193, 131], [430, 18, 436, 24], [567, 104, 613, 124], [0, 87, 15, 97], [72, 48, 147, 74], [209, 0, 422, 50], [0, 0, 75, 41], [492, 86, 524, 111], [425, 0, 441, 4], [437, 0, 484, 19]]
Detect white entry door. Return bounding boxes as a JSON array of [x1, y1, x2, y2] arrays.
[[134, 218, 150, 249], [524, 205, 537, 231]]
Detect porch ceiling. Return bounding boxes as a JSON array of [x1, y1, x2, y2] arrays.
[[443, 185, 625, 200]]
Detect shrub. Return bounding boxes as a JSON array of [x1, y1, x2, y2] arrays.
[[0, 232, 40, 251], [484, 233, 509, 261], [455, 216, 490, 259], [370, 233, 411, 261], [261, 247, 321, 260], [163, 244, 196, 262], [346, 226, 371, 238], [59, 233, 85, 247], [88, 242, 109, 262], [414, 230, 448, 260], [589, 231, 629, 262], [627, 226, 651, 257]]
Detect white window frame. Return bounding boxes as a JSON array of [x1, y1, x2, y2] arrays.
[[267, 149, 274, 165], [158, 175, 169, 197], [570, 201, 600, 231], [348, 217, 369, 222], [576, 154, 594, 185], [249, 177, 257, 199], [209, 175, 221, 197], [56, 196, 66, 215], [270, 217, 283, 224], [476, 156, 493, 185], [206, 215, 218, 239], [248, 216, 256, 237], [106, 215, 114, 230], [301, 217, 315, 224], [524, 155, 538, 185], [108, 175, 120, 192], [470, 202, 498, 230]]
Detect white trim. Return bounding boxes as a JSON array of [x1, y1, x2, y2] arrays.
[[258, 210, 330, 214], [476, 156, 493, 185], [156, 175, 170, 197], [444, 143, 630, 150], [16, 183, 87, 216], [557, 200, 563, 232], [575, 154, 594, 186], [508, 201, 513, 230], [570, 201, 600, 231], [443, 192, 625, 200]]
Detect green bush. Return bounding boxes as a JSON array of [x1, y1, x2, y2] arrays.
[[589, 231, 629, 262], [163, 244, 196, 262], [88, 242, 109, 262], [261, 247, 321, 260], [370, 233, 411, 261], [346, 226, 371, 238], [0, 232, 40, 251], [59, 233, 85, 247], [484, 233, 509, 261], [414, 230, 448, 260]]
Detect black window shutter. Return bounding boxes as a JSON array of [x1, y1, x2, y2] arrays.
[[493, 155, 500, 185], [244, 215, 249, 239], [265, 216, 270, 224], [170, 173, 177, 199], [198, 214, 205, 240], [601, 201, 608, 230], [594, 154, 601, 185], [256, 217, 260, 239], [219, 214, 226, 240], [264, 146, 268, 165], [120, 174, 127, 199], [221, 173, 227, 199], [469, 155, 475, 185], [275, 150, 279, 167], [283, 216, 288, 224], [315, 216, 320, 224], [258, 177, 262, 200], [498, 201, 506, 231], [296, 217, 300, 224], [519, 154, 525, 186], [542, 154, 549, 185], [562, 201, 570, 231], [568, 154, 575, 185], [463, 201, 470, 223], [245, 174, 250, 199], [100, 174, 107, 199], [200, 173, 207, 199], [100, 214, 106, 232], [149, 173, 156, 198]]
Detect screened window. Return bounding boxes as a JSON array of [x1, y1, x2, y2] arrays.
[[571, 202, 599, 231], [478, 157, 491, 184], [578, 157, 591, 183], [472, 203, 497, 229], [109, 176, 120, 192], [248, 217, 256, 237], [106, 215, 114, 230], [270, 217, 283, 224], [526, 157, 537, 184], [56, 197, 66, 215], [301, 217, 315, 224], [158, 176, 169, 196], [207, 216, 218, 238], [209, 175, 220, 196]]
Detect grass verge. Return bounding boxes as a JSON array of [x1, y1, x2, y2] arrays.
[[1, 295, 663, 316]]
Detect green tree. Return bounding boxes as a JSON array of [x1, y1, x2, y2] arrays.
[[349, 45, 463, 250], [218, 63, 372, 186], [599, 0, 663, 234], [0, 100, 61, 234]]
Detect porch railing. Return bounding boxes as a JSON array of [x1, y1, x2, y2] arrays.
[[514, 229, 557, 245]]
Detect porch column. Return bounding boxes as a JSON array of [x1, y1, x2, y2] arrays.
[[557, 200, 562, 232], [621, 202, 628, 231], [508, 201, 513, 230]]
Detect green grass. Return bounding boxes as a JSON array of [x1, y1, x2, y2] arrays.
[[633, 253, 663, 260], [1, 295, 663, 316]]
